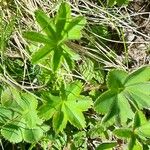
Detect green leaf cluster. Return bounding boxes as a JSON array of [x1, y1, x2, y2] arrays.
[[23, 2, 86, 71], [0, 87, 47, 143], [95, 66, 150, 124], [38, 81, 93, 132]]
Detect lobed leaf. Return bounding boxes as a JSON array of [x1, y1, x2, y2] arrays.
[[38, 82, 92, 132]]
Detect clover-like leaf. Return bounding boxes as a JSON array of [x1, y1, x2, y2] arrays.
[[38, 81, 93, 132], [94, 66, 150, 124]]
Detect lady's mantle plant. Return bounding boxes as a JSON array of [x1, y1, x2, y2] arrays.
[[23, 2, 86, 71], [94, 66, 150, 124]]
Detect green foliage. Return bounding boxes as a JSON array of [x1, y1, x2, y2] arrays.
[[114, 111, 150, 150], [23, 2, 86, 72], [0, 87, 47, 143], [1, 1, 150, 149], [38, 81, 93, 132], [94, 66, 150, 124]]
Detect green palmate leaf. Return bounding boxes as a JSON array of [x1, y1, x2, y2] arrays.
[[31, 44, 53, 63], [124, 66, 150, 86], [63, 16, 86, 40], [23, 127, 43, 143], [106, 69, 127, 91], [95, 66, 150, 124], [52, 47, 63, 72], [1, 87, 43, 133], [24, 2, 86, 72], [113, 128, 132, 138], [23, 32, 50, 44], [96, 141, 117, 150], [55, 2, 71, 36], [35, 10, 56, 39], [38, 81, 93, 132]]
